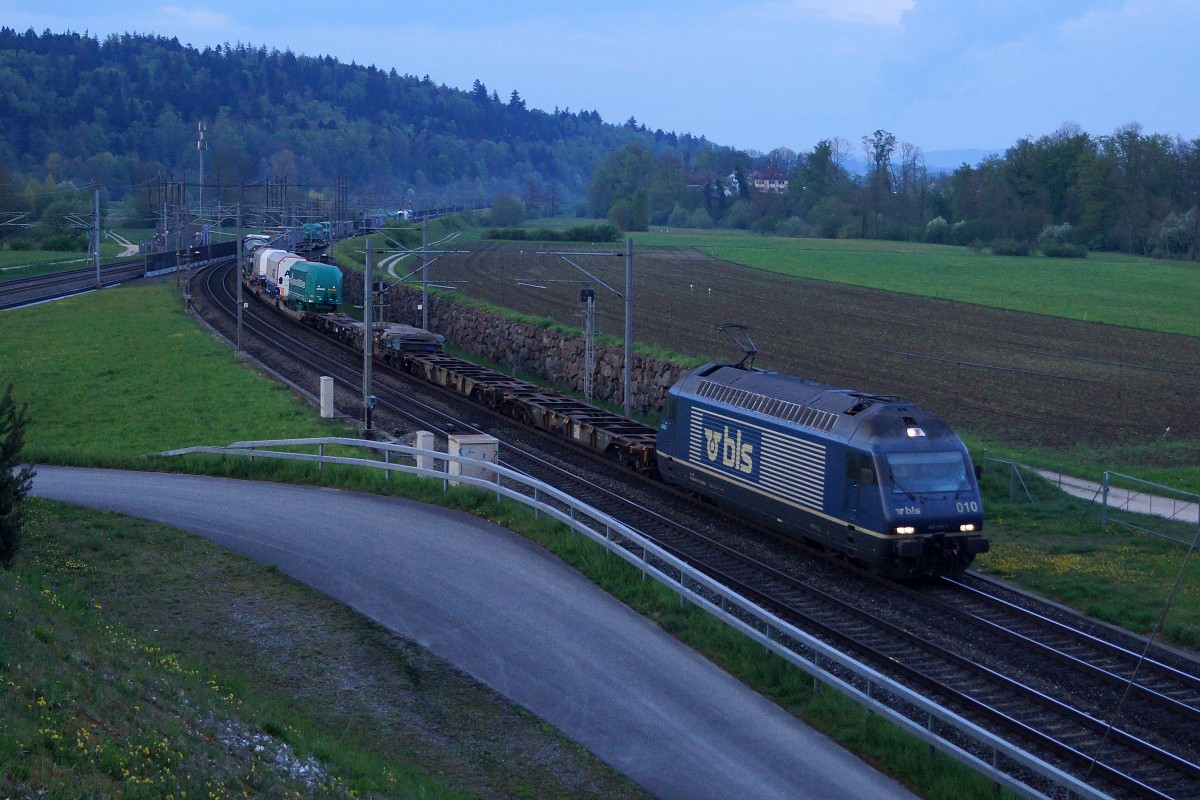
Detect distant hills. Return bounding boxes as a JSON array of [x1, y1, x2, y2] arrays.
[[0, 28, 728, 213]]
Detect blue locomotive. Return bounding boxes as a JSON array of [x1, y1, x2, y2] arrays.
[[655, 361, 987, 578]]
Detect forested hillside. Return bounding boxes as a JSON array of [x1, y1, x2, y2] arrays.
[[0, 28, 719, 217]]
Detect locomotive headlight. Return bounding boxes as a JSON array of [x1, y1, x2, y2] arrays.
[[959, 524, 977, 532], [894, 526, 916, 535]]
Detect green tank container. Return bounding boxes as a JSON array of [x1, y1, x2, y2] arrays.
[[286, 261, 342, 312]]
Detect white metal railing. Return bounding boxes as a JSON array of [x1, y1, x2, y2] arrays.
[[157, 437, 1108, 800], [1101, 471, 1200, 540]]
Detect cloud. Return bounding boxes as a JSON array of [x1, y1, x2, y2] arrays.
[[153, 5, 235, 33], [876, 0, 1200, 148], [763, 0, 915, 25]]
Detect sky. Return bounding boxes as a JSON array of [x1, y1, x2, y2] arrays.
[[4, 0, 1198, 156]]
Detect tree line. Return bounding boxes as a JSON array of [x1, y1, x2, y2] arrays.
[[588, 124, 1200, 259], [0, 28, 725, 238]]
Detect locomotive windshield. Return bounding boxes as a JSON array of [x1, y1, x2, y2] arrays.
[[885, 451, 971, 495]]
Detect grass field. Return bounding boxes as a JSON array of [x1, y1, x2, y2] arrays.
[[976, 471, 1200, 649], [632, 230, 1200, 337], [0, 283, 651, 799], [2, 283, 341, 465], [4, 242, 1196, 798], [0, 250, 99, 280], [0, 280, 1027, 799], [0, 243, 142, 281]]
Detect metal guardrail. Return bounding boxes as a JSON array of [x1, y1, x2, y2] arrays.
[[158, 437, 1108, 800]]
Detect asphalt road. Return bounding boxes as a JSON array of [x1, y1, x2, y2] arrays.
[[32, 466, 919, 800]]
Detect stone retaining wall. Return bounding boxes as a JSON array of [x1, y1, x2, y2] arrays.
[[381, 286, 687, 414]]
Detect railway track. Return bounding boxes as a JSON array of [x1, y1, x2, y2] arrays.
[[198, 259, 1200, 798], [0, 258, 146, 309]]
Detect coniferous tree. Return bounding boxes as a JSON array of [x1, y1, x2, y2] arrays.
[[0, 383, 35, 568]]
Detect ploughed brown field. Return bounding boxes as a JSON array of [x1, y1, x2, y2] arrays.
[[424, 242, 1200, 461]]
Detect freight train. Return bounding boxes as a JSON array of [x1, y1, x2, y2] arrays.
[[385, 329, 985, 579], [240, 234, 455, 369], [239, 242, 986, 577], [317, 315, 448, 364], [242, 234, 343, 316]]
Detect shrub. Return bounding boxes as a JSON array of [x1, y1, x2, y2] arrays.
[[686, 208, 714, 229], [837, 221, 863, 239], [990, 240, 1030, 256], [485, 227, 527, 241], [810, 197, 853, 239], [1041, 241, 1088, 259], [43, 233, 86, 251], [751, 217, 779, 235], [879, 223, 912, 242], [1038, 222, 1073, 246], [925, 216, 949, 244], [490, 193, 525, 227], [951, 219, 998, 247], [720, 200, 755, 230], [570, 223, 620, 242], [607, 194, 650, 232], [776, 217, 812, 238], [483, 225, 618, 243]]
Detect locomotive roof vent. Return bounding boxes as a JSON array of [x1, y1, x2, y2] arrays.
[[696, 379, 838, 433], [844, 393, 899, 416]]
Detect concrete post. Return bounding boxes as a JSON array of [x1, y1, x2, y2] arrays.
[[320, 376, 335, 418], [416, 430, 436, 472]]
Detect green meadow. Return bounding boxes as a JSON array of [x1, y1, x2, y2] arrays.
[[2, 283, 339, 465], [633, 230, 1200, 336], [0, 250, 96, 281]]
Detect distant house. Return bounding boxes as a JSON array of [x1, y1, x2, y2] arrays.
[[687, 172, 731, 198], [725, 172, 740, 197], [749, 168, 789, 194]]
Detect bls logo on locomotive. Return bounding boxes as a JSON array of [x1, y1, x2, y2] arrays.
[[704, 425, 755, 474]]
